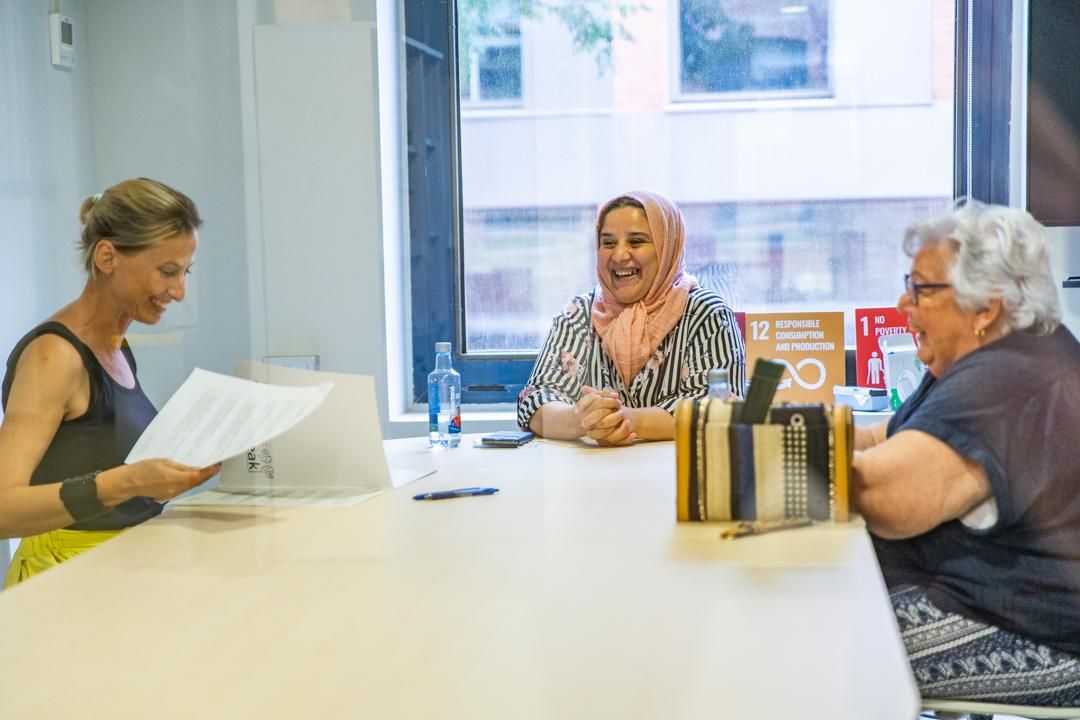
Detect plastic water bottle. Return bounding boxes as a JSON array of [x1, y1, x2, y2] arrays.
[[428, 341, 462, 448], [707, 368, 730, 400]]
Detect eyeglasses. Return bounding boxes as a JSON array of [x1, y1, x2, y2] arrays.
[[903, 274, 952, 305]]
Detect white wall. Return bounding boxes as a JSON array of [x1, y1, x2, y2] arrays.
[[0, 0, 96, 381], [84, 0, 251, 408], [0, 0, 97, 571], [247, 22, 389, 417]]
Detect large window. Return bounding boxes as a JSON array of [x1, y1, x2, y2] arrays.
[[405, 0, 1008, 406]]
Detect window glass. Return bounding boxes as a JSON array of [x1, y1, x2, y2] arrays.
[[457, 0, 955, 354]]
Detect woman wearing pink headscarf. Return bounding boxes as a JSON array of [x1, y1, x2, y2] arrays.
[[517, 191, 745, 445]]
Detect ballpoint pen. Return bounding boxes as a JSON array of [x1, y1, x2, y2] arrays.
[[720, 518, 813, 539], [412, 487, 500, 501]]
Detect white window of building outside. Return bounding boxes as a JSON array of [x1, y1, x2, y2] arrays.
[[456, 0, 956, 353], [459, 2, 523, 104], [678, 0, 830, 98]]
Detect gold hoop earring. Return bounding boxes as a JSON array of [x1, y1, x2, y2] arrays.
[[975, 328, 986, 339]]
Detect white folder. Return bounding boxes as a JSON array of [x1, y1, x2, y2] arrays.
[[218, 360, 392, 492]]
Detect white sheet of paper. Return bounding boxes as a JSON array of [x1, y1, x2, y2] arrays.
[[125, 368, 332, 468], [170, 466, 433, 508], [171, 486, 386, 508]]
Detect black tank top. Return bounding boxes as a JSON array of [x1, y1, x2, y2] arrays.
[[2, 322, 163, 530]]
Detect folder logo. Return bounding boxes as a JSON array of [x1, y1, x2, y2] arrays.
[[245, 446, 276, 479]]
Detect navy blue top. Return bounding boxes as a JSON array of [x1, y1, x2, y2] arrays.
[[873, 324, 1080, 654], [2, 322, 163, 531]]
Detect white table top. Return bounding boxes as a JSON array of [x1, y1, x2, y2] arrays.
[[0, 435, 918, 719]]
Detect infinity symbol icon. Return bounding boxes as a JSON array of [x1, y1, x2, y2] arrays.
[[774, 357, 827, 390]]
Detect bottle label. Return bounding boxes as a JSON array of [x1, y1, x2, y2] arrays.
[[448, 385, 461, 435]]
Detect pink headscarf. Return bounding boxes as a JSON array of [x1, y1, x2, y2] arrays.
[[591, 191, 698, 387]]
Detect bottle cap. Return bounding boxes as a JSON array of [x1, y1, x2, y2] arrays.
[[435, 341, 452, 353], [707, 369, 727, 385]]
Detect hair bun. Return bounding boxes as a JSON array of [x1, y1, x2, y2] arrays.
[[78, 193, 103, 225]]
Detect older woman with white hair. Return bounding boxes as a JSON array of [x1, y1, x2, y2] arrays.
[[852, 201, 1080, 706]]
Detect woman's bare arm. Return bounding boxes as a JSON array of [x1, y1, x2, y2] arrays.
[[854, 420, 889, 451], [0, 336, 105, 537], [528, 402, 586, 440], [851, 429, 992, 539]]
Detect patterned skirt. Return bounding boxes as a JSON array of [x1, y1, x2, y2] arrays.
[[890, 584, 1080, 707]]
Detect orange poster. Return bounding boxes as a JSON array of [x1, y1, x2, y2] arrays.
[[743, 311, 845, 404]]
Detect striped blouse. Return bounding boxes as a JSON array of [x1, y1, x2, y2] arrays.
[[517, 286, 746, 429]]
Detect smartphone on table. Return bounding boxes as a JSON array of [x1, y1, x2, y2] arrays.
[[480, 430, 535, 447]]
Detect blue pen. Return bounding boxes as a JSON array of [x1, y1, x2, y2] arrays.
[[412, 487, 500, 501]]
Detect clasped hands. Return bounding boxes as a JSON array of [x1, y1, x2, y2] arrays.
[[575, 385, 637, 446]]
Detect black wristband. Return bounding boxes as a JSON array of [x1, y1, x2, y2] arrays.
[[60, 471, 109, 522]]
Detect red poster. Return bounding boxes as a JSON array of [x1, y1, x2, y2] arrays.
[[855, 307, 911, 389]]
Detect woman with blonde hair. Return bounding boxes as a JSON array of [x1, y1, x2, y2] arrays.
[[518, 190, 745, 445], [0, 178, 220, 586]]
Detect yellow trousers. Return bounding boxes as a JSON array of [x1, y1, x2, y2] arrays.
[[5, 527, 123, 588]]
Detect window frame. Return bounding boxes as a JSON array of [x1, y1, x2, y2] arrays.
[[406, 0, 534, 407], [955, 0, 1012, 204], [403, 0, 1013, 408]]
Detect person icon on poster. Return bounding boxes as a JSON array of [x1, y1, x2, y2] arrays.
[[866, 351, 884, 386]]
